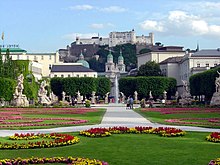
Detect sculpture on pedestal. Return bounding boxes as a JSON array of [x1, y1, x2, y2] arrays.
[[76, 91, 82, 104], [211, 71, 220, 106], [12, 74, 29, 107], [38, 80, 51, 105], [134, 91, 138, 102], [179, 80, 192, 105], [105, 92, 109, 104], [91, 91, 96, 104]]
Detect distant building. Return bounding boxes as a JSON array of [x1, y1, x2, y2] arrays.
[[50, 63, 97, 78], [137, 46, 185, 69]]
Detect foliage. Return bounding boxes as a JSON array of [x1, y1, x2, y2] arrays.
[[50, 77, 64, 100], [0, 78, 16, 101], [96, 77, 111, 97], [88, 57, 105, 72], [119, 77, 176, 99], [85, 100, 91, 108], [189, 67, 220, 100], [137, 61, 162, 76]]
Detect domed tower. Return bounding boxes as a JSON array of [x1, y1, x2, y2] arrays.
[[105, 50, 115, 79], [117, 50, 126, 73], [76, 51, 90, 68]]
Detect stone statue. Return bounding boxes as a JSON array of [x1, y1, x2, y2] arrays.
[[12, 74, 29, 107], [76, 90, 81, 103], [105, 92, 109, 104], [62, 91, 66, 102], [91, 91, 96, 104], [38, 80, 51, 105], [149, 91, 153, 100], [175, 91, 179, 100], [50, 92, 58, 103], [211, 71, 220, 106], [182, 80, 189, 93], [134, 91, 138, 102], [163, 90, 167, 100]]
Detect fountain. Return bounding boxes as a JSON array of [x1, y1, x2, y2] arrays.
[[115, 74, 119, 104]]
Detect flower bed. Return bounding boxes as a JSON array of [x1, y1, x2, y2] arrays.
[[79, 126, 186, 138], [0, 108, 95, 129], [0, 156, 108, 165], [0, 133, 80, 149], [206, 132, 220, 143], [209, 158, 220, 165]]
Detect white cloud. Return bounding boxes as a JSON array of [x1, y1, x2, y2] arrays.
[[62, 33, 98, 40], [139, 20, 164, 32], [139, 10, 220, 37], [69, 5, 94, 11], [90, 23, 115, 29], [99, 6, 127, 13], [90, 23, 104, 29]]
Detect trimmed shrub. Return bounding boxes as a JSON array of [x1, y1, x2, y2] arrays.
[[0, 78, 16, 101]]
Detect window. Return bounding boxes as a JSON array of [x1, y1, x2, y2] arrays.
[[77, 74, 79, 77], [197, 63, 200, 67], [41, 56, 44, 60], [27, 56, 29, 60], [214, 63, 218, 66], [34, 56, 37, 61], [49, 55, 52, 60], [68, 74, 71, 77], [61, 74, 64, 78], [54, 75, 57, 77], [17, 55, 19, 60], [206, 63, 209, 67], [84, 74, 87, 77], [94, 74, 96, 78], [49, 64, 52, 70]]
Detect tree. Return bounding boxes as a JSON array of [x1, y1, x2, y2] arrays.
[[137, 61, 161, 76]]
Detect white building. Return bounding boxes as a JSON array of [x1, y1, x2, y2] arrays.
[[0, 47, 60, 78], [50, 63, 97, 78], [137, 46, 185, 69], [109, 30, 154, 47], [74, 29, 154, 47], [159, 49, 220, 94]]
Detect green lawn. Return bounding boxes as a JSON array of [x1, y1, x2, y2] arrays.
[[0, 132, 219, 165], [135, 108, 220, 128]]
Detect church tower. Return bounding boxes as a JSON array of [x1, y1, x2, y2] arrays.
[[117, 50, 126, 73], [105, 50, 115, 79]]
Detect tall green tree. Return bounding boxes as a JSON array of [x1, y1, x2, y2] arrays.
[[0, 48, 3, 77], [137, 61, 161, 76]]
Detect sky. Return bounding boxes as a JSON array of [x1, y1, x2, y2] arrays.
[[0, 0, 220, 53]]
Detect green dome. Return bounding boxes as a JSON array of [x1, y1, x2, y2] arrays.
[[118, 55, 124, 60], [77, 60, 90, 68], [107, 51, 113, 59]]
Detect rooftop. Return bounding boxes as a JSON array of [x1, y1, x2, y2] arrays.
[[160, 56, 183, 64], [51, 64, 96, 73], [191, 49, 220, 57], [0, 48, 27, 53]]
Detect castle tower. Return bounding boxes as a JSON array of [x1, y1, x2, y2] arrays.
[[117, 50, 126, 73]]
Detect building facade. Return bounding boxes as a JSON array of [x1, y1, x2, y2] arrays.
[[137, 46, 185, 69], [50, 63, 97, 78]]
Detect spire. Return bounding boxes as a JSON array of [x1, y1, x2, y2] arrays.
[[196, 42, 199, 52], [79, 50, 84, 60]]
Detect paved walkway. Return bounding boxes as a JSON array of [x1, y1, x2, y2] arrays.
[[0, 105, 220, 137]]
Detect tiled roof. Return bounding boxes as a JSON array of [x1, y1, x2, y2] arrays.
[[51, 65, 96, 72], [191, 49, 220, 57], [0, 48, 27, 53], [160, 56, 183, 64]]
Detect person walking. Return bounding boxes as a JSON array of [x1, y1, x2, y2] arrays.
[[126, 97, 130, 109], [129, 96, 134, 109]]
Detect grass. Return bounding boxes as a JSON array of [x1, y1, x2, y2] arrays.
[[0, 132, 219, 165], [0, 108, 106, 130], [135, 107, 220, 128]]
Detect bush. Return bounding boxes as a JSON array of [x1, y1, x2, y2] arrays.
[[0, 78, 16, 101], [85, 100, 91, 108]]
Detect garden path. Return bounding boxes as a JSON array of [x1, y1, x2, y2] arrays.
[[0, 105, 220, 137]]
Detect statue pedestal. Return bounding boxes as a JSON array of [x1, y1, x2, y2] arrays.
[[210, 92, 220, 106], [179, 92, 192, 105]]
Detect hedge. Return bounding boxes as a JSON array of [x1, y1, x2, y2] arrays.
[[0, 78, 16, 101]]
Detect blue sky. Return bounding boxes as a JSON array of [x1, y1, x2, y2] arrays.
[[0, 0, 220, 52]]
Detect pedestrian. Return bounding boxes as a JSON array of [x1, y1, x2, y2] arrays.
[[126, 97, 130, 109], [71, 96, 75, 106], [129, 96, 134, 109]]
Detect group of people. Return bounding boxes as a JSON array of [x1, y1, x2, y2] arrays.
[[126, 96, 134, 109]]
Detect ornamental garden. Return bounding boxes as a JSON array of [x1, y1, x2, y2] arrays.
[[1, 50, 220, 164]]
